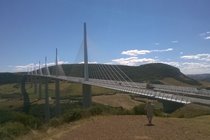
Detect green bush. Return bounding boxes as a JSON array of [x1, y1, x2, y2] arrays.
[[0, 122, 29, 140], [133, 104, 146, 115], [88, 106, 103, 115], [62, 109, 83, 123], [0, 110, 14, 124], [14, 113, 41, 129], [153, 108, 164, 117], [48, 118, 63, 127], [28, 104, 45, 120], [0, 110, 41, 129]]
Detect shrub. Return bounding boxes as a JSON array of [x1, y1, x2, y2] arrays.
[[0, 110, 41, 129], [0, 110, 14, 124], [14, 113, 41, 129], [63, 109, 83, 123], [48, 118, 63, 127], [88, 106, 103, 115], [153, 108, 164, 117], [0, 122, 29, 140], [133, 104, 146, 115], [28, 104, 45, 120]]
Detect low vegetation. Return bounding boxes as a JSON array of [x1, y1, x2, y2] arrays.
[[0, 73, 22, 85], [0, 63, 210, 139], [0, 110, 41, 140], [170, 103, 210, 118], [0, 99, 166, 140]]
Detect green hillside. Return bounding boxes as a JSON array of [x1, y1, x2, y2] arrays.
[[59, 63, 200, 85], [0, 63, 200, 86], [0, 73, 23, 85], [188, 74, 210, 82]]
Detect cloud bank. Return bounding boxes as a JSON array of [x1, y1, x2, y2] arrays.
[[181, 54, 210, 61], [121, 48, 173, 56], [12, 61, 69, 72]]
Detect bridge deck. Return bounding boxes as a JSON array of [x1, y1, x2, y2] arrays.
[[29, 75, 210, 105]]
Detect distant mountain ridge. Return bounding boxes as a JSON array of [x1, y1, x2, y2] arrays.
[[60, 63, 200, 85], [0, 63, 200, 86], [188, 74, 210, 82], [0, 72, 22, 85]]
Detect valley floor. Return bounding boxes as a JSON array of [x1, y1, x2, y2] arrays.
[[19, 115, 210, 140]]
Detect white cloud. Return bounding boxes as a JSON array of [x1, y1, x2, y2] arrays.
[[200, 31, 210, 40], [79, 61, 98, 64], [121, 49, 151, 56], [181, 54, 210, 61], [180, 62, 210, 74], [171, 40, 179, 43], [12, 61, 69, 72], [152, 48, 173, 52], [155, 43, 159, 45], [205, 36, 210, 40], [121, 48, 173, 56], [112, 57, 156, 66], [112, 55, 210, 74], [158, 61, 210, 74]]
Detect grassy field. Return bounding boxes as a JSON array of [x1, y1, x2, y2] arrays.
[[0, 83, 20, 94], [1, 80, 210, 140], [18, 115, 210, 140], [171, 103, 210, 118], [92, 93, 143, 110], [24, 81, 116, 98], [160, 77, 193, 86]]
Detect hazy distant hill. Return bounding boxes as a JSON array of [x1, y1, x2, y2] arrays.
[[0, 63, 200, 85], [60, 63, 200, 85], [0, 72, 22, 85], [188, 74, 210, 82]]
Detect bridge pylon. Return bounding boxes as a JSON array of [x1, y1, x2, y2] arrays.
[[44, 57, 50, 121], [55, 48, 61, 116], [82, 22, 92, 108]]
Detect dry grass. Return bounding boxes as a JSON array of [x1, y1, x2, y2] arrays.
[[92, 93, 143, 110], [160, 77, 193, 86], [18, 115, 210, 140], [199, 81, 210, 88], [0, 83, 19, 94], [171, 103, 210, 118]]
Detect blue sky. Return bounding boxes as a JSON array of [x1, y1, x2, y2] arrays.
[[1, 0, 210, 74]]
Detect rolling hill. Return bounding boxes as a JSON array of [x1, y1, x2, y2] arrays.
[[0, 63, 200, 86], [188, 74, 210, 82], [0, 72, 23, 85], [60, 63, 200, 85]]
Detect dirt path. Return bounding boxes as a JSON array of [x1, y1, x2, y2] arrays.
[[24, 115, 210, 140]]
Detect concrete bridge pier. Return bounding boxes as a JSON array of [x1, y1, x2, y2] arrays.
[[38, 77, 42, 99], [159, 100, 184, 113], [55, 79, 61, 116], [21, 75, 30, 113], [45, 77, 50, 121], [34, 77, 38, 96], [82, 84, 92, 108]]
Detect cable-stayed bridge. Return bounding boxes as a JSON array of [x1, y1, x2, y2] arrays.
[[22, 23, 210, 120]]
